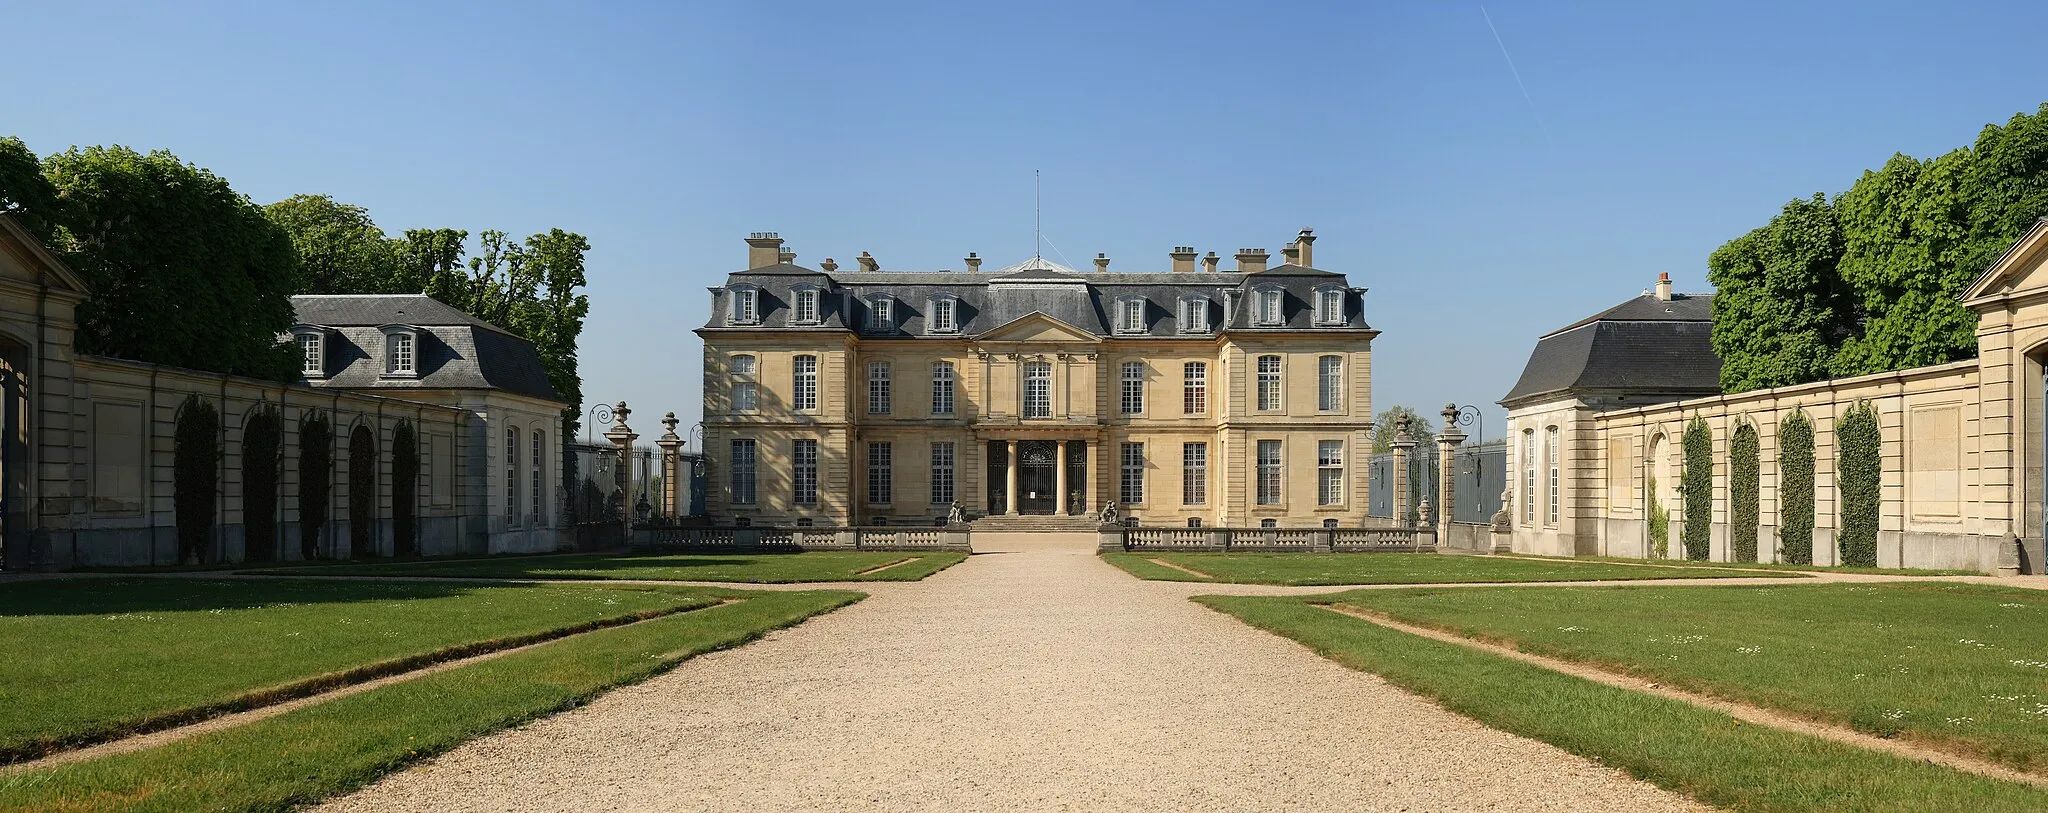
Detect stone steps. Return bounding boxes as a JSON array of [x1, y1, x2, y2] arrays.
[[971, 515, 1102, 532]]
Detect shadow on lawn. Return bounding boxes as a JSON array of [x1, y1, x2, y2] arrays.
[[0, 577, 552, 617]]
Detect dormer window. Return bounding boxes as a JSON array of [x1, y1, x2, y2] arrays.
[[1255, 287, 1284, 326], [730, 286, 760, 325], [1116, 297, 1146, 334], [379, 325, 420, 377], [290, 326, 327, 377], [1314, 285, 1345, 325], [928, 295, 958, 333], [792, 286, 820, 325], [867, 296, 895, 333], [1177, 297, 1210, 333]]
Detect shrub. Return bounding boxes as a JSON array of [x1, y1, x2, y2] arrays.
[[298, 412, 331, 560], [1730, 421, 1760, 563], [392, 420, 418, 557], [1680, 416, 1713, 560], [242, 404, 282, 562], [1647, 475, 1670, 559], [173, 395, 219, 565], [1779, 410, 1816, 564], [349, 425, 377, 559], [1837, 402, 1882, 567]]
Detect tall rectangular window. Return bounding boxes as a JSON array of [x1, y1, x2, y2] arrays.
[[930, 442, 955, 505], [1119, 298, 1145, 333], [1120, 361, 1144, 415], [505, 427, 519, 525], [388, 332, 415, 375], [1318, 439, 1344, 506], [931, 362, 955, 415], [298, 333, 323, 375], [1182, 442, 1207, 505], [1023, 361, 1052, 418], [869, 299, 894, 332], [792, 355, 818, 411], [1259, 290, 1282, 324], [868, 361, 892, 415], [1522, 429, 1536, 524], [731, 355, 757, 412], [1256, 355, 1282, 411], [1183, 362, 1207, 414], [1317, 355, 1342, 412], [1119, 442, 1145, 504], [792, 439, 818, 505], [794, 289, 818, 323], [733, 289, 757, 323], [867, 442, 892, 504], [931, 298, 956, 332], [1547, 426, 1560, 525], [1256, 440, 1283, 505], [531, 429, 545, 525], [1179, 298, 1207, 332], [731, 439, 757, 505], [1317, 288, 1343, 324]]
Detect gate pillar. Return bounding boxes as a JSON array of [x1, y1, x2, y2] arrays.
[[1437, 403, 1468, 546]]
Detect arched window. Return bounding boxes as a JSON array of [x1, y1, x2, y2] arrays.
[[791, 355, 818, 412], [380, 325, 419, 377]]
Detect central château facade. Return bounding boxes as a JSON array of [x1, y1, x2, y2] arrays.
[[697, 230, 1378, 528]]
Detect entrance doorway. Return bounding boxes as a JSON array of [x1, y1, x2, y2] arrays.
[[1018, 440, 1058, 515], [0, 343, 24, 571]]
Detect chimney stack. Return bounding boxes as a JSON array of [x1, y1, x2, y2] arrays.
[[778, 246, 796, 265], [1235, 248, 1269, 273], [1170, 246, 1198, 273], [745, 232, 783, 269], [1202, 251, 1219, 273], [1094, 252, 1110, 273], [1655, 272, 1672, 302], [857, 251, 879, 273], [965, 252, 981, 272], [1295, 227, 1315, 268], [821, 257, 838, 272], [1281, 243, 1300, 266]]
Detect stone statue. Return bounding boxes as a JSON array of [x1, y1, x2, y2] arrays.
[[1491, 485, 1513, 532], [947, 501, 966, 525], [1099, 500, 1120, 524], [1417, 498, 1435, 527]]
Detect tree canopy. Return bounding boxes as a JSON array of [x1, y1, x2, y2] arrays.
[[1710, 103, 2048, 392], [1371, 406, 1437, 452]]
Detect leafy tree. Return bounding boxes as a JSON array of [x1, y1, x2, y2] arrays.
[[40, 146, 298, 378], [174, 395, 220, 565], [1831, 150, 1980, 377], [265, 194, 403, 295], [0, 136, 56, 241], [1964, 104, 2048, 275], [1707, 194, 1855, 392], [1371, 406, 1437, 452]]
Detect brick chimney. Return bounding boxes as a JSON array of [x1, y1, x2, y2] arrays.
[[1235, 248, 1269, 273], [745, 232, 783, 269], [1202, 251, 1219, 273], [1094, 252, 1110, 273], [820, 257, 838, 272], [1170, 246, 1198, 273], [778, 246, 796, 265], [1655, 272, 1672, 302], [1295, 227, 1315, 267], [965, 252, 981, 272], [857, 251, 878, 273]]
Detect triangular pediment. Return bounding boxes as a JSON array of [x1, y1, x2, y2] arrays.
[[1962, 218, 2048, 306], [0, 214, 89, 297], [974, 311, 1101, 343]]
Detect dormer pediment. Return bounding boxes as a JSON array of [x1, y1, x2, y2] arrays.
[[0, 214, 89, 299], [1962, 218, 2048, 308], [974, 311, 1101, 343]]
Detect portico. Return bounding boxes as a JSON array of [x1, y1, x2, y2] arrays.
[[982, 434, 1099, 516]]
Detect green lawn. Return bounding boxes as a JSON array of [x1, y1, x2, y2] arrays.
[[1503, 553, 1981, 576], [1323, 582, 2048, 775], [0, 578, 721, 762], [246, 550, 970, 583], [1102, 551, 1808, 585], [0, 589, 860, 813], [1200, 594, 2048, 812]]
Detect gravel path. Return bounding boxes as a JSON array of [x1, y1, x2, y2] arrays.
[[317, 533, 1707, 812]]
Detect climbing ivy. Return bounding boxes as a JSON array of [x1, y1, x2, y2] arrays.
[[1730, 421, 1761, 563], [298, 412, 331, 560], [1837, 402, 1883, 567], [1647, 475, 1670, 559], [242, 404, 282, 562], [1779, 409, 1816, 564], [173, 394, 219, 565], [392, 419, 418, 557], [349, 424, 376, 559], [1680, 416, 1714, 560]]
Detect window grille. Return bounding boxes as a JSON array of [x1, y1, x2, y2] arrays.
[[1023, 362, 1052, 418], [1182, 442, 1207, 505], [930, 442, 955, 505], [1318, 355, 1342, 412], [731, 439, 757, 505], [1257, 440, 1283, 505], [793, 439, 818, 505], [931, 362, 955, 415], [1256, 355, 1282, 411], [1120, 361, 1144, 415], [867, 442, 892, 504], [868, 361, 892, 415], [792, 355, 818, 411], [1119, 442, 1145, 504], [1318, 440, 1343, 506], [1183, 362, 1207, 414]]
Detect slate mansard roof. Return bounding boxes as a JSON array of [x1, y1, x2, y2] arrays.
[[1499, 290, 1722, 408], [699, 257, 1372, 339], [290, 294, 564, 403]]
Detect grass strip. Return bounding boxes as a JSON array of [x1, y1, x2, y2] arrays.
[[1102, 551, 1806, 585], [1197, 594, 2048, 812], [243, 550, 970, 583], [0, 589, 861, 813], [1501, 553, 1980, 576]]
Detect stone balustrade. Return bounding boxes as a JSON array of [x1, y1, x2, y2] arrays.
[[633, 524, 971, 552], [1101, 524, 1435, 553]]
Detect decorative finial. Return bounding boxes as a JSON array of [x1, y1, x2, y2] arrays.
[[662, 411, 679, 433]]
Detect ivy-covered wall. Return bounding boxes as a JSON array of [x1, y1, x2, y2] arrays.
[[243, 405, 282, 562], [1680, 416, 1713, 560], [1837, 402, 1883, 567], [1779, 410, 1816, 565], [1729, 421, 1760, 563], [393, 419, 419, 557], [173, 394, 219, 565]]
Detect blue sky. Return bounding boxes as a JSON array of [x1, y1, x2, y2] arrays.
[[7, 1, 2048, 444]]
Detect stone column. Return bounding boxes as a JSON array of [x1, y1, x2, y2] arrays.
[[1056, 441, 1070, 515], [1005, 440, 1020, 515], [1390, 417, 1416, 526], [603, 401, 638, 540], [1436, 404, 1468, 546], [656, 411, 683, 519]]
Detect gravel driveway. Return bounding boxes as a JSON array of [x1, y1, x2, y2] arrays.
[[317, 533, 1706, 812]]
